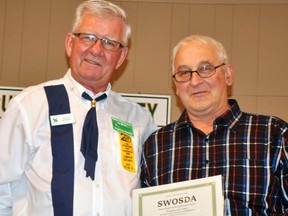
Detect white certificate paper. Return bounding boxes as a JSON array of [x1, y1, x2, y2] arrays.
[[133, 175, 223, 216]]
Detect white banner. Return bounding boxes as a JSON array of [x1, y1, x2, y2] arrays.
[[0, 86, 24, 118], [0, 86, 170, 127], [121, 93, 170, 128]]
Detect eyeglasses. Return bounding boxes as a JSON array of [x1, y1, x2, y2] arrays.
[[172, 63, 226, 82], [73, 33, 124, 52]]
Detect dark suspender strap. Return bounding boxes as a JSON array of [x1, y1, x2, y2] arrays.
[[44, 84, 74, 216]]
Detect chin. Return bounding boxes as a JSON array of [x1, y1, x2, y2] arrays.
[[190, 101, 210, 111]]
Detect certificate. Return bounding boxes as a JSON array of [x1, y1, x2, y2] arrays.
[[133, 175, 223, 216]]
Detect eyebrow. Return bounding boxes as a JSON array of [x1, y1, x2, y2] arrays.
[[80, 32, 119, 42], [177, 65, 191, 71], [177, 60, 212, 71]]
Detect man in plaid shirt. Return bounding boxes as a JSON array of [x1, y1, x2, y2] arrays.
[[141, 35, 288, 215]]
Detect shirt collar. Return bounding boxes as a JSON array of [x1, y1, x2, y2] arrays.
[[175, 99, 242, 132], [64, 69, 111, 99], [175, 110, 192, 129], [214, 99, 242, 131]]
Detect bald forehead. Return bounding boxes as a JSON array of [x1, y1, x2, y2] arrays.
[[176, 40, 219, 63]]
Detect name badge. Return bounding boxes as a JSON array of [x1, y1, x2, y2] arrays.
[[112, 117, 134, 137], [50, 113, 75, 126]]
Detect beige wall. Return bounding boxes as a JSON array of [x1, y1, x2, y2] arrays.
[[0, 0, 287, 123]]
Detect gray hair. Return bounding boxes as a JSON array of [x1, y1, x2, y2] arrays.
[[172, 35, 229, 74], [72, 0, 131, 47]]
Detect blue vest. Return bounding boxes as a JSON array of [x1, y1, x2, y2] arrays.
[[44, 84, 74, 216]]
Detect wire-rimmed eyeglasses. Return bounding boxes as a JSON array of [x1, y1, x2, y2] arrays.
[[172, 63, 226, 82], [73, 32, 124, 52]]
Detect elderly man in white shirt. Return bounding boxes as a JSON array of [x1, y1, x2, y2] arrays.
[[0, 1, 156, 216]]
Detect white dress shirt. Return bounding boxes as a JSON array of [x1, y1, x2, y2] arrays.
[[0, 70, 157, 216]]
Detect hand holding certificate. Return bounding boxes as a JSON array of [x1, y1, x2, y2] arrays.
[[133, 175, 223, 216]]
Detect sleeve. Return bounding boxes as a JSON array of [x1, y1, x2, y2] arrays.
[[0, 184, 12, 216], [140, 154, 150, 188], [0, 97, 30, 214], [143, 115, 157, 142], [140, 131, 157, 188], [279, 120, 288, 211]]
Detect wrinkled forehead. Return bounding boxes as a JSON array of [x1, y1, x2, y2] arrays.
[[175, 41, 220, 66]]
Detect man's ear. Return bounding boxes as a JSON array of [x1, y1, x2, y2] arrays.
[[115, 47, 128, 69], [225, 64, 234, 86], [65, 33, 74, 57]]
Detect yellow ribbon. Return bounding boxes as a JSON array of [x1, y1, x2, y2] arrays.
[[119, 132, 136, 173]]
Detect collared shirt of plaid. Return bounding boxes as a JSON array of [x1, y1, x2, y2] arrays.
[[141, 99, 288, 216]]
